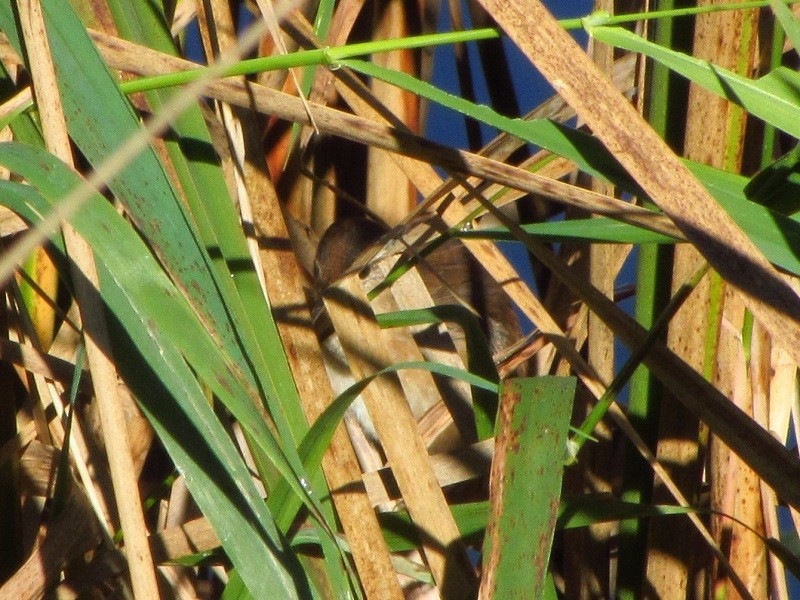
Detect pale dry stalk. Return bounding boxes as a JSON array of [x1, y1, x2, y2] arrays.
[[17, 0, 158, 597]]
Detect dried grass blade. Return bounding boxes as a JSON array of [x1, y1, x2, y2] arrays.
[[477, 0, 800, 374], [91, 29, 681, 239], [362, 438, 495, 505], [228, 51, 404, 600], [323, 272, 477, 597], [0, 338, 90, 390], [17, 0, 158, 596], [0, 490, 102, 597]]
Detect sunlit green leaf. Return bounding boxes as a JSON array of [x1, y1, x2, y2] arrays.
[[587, 24, 800, 140], [0, 168, 309, 599], [481, 377, 576, 599]]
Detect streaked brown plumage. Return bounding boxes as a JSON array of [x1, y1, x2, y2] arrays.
[[314, 216, 520, 363]]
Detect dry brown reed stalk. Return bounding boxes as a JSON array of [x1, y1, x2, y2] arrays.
[[196, 3, 403, 596], [278, 15, 747, 593], [8, 0, 800, 596], [17, 1, 158, 597], [649, 2, 763, 597], [323, 272, 477, 597]]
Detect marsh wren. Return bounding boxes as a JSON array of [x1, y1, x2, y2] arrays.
[[313, 216, 521, 446]]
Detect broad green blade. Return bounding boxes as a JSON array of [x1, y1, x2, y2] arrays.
[[481, 377, 576, 599], [99, 0, 331, 543], [0, 0, 333, 540], [0, 173, 308, 599], [0, 143, 333, 597], [1, 0, 309, 469], [744, 146, 800, 216], [221, 570, 251, 600], [458, 217, 678, 244], [102, 1, 309, 446], [770, 0, 800, 52], [587, 23, 800, 140], [0, 144, 315, 500], [0, 0, 247, 369], [687, 161, 800, 276]]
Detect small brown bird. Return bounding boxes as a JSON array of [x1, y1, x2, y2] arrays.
[[313, 216, 522, 446], [313, 216, 390, 290], [314, 216, 519, 352]]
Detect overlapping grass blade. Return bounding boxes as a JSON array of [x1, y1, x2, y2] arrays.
[[0, 139, 328, 555], [0, 0, 311, 457], [339, 56, 800, 278], [103, 0, 264, 285], [0, 164, 309, 598], [0, 1, 250, 374], [587, 23, 800, 140], [99, 0, 331, 534], [458, 217, 678, 244], [98, 11, 353, 590], [480, 377, 576, 598], [0, 0, 337, 538]]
